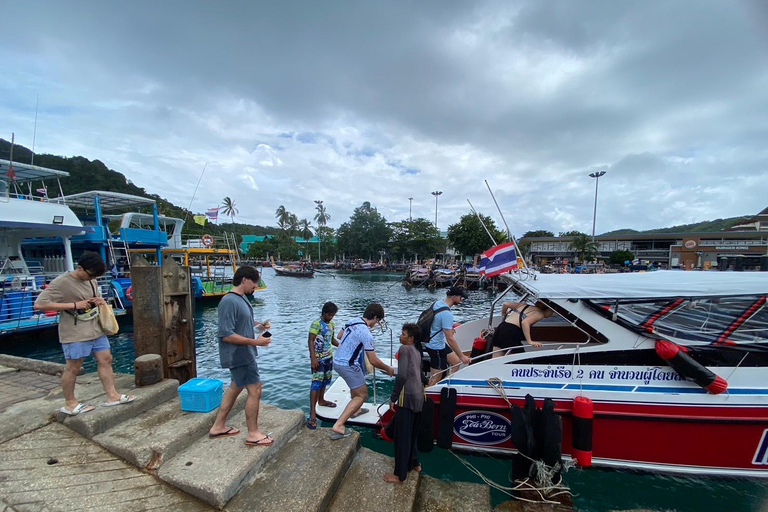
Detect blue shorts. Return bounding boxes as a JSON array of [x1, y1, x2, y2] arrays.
[[311, 358, 333, 391], [335, 363, 366, 390], [230, 361, 261, 388], [61, 335, 110, 360]]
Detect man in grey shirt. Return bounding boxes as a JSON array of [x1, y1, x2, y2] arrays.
[[208, 266, 273, 446]]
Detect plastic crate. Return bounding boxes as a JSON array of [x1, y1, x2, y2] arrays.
[[178, 378, 223, 412]]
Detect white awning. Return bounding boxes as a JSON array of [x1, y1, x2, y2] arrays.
[[53, 190, 156, 211], [502, 270, 768, 300]]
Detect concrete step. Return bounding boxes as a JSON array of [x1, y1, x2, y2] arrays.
[[415, 474, 492, 512], [158, 404, 305, 509], [226, 427, 360, 512], [93, 392, 247, 470], [58, 378, 179, 438], [327, 447, 421, 512]]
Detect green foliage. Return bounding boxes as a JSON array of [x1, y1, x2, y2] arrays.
[[569, 234, 598, 263], [389, 218, 442, 260], [609, 250, 635, 265], [559, 230, 587, 237], [336, 202, 392, 259], [446, 213, 505, 257], [522, 230, 555, 238]]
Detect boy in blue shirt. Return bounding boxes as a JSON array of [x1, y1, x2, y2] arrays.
[[307, 302, 339, 429]]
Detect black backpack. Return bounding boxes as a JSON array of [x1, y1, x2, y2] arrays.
[[415, 302, 449, 352]]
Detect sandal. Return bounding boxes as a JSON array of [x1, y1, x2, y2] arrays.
[[306, 418, 318, 430]]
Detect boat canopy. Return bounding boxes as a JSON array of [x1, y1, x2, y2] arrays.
[[503, 271, 768, 300], [0, 159, 69, 183], [53, 190, 156, 211]]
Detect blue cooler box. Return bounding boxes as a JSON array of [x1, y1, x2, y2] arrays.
[[178, 378, 223, 412]]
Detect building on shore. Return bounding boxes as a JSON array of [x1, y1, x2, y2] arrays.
[[521, 207, 768, 271]]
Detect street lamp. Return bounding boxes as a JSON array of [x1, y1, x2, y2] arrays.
[[408, 197, 413, 222], [431, 191, 442, 228], [589, 171, 606, 243], [314, 199, 323, 262]]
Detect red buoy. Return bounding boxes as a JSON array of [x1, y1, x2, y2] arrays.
[[572, 396, 593, 467]]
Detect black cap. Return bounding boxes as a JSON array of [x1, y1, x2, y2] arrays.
[[446, 286, 468, 298]]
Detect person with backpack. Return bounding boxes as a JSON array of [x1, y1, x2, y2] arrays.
[[329, 303, 395, 440], [425, 287, 471, 386]]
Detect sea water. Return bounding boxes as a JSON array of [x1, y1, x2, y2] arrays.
[[4, 270, 768, 511]]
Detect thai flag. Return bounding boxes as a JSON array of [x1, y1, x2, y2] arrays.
[[205, 207, 219, 221], [478, 241, 518, 277], [36, 188, 47, 197]]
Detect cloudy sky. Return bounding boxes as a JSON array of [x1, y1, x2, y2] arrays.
[[2, 1, 767, 236]]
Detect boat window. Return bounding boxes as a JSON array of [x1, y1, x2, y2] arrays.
[[589, 296, 768, 344]]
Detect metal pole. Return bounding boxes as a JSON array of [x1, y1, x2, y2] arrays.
[[589, 171, 606, 243], [431, 191, 442, 228], [408, 197, 413, 222]]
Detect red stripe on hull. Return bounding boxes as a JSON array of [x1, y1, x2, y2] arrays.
[[428, 391, 768, 473]]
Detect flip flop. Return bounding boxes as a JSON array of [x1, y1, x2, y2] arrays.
[[351, 407, 369, 418], [306, 418, 318, 430], [60, 403, 95, 416], [209, 426, 241, 439], [319, 401, 337, 408], [244, 435, 274, 446], [102, 394, 136, 407], [329, 428, 352, 440]]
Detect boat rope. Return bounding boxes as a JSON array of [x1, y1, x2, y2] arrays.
[[487, 377, 513, 408], [448, 450, 573, 504], [571, 344, 583, 395], [724, 351, 750, 384]]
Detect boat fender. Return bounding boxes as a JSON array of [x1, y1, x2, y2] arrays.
[[201, 234, 214, 247], [125, 286, 133, 302], [417, 396, 435, 453], [437, 387, 457, 449], [571, 396, 593, 467], [541, 398, 563, 469], [655, 339, 728, 394]]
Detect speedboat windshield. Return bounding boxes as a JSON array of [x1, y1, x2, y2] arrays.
[[588, 295, 768, 345]]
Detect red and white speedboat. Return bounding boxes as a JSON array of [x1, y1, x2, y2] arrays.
[[422, 270, 768, 478]]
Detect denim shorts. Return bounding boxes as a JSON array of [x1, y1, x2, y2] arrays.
[[335, 363, 366, 390], [61, 335, 110, 360], [230, 361, 261, 388]]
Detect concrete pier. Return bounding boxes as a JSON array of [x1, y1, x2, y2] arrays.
[[0, 357, 561, 512]]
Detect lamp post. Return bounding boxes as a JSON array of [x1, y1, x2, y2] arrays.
[[313, 199, 323, 262], [588, 171, 606, 243], [431, 191, 442, 228], [408, 197, 413, 222]]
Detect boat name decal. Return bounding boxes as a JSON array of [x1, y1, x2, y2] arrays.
[[454, 411, 511, 445], [509, 365, 687, 385]]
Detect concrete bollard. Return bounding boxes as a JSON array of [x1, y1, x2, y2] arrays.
[[135, 354, 163, 387]]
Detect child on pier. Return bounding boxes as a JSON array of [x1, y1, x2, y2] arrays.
[[306, 302, 339, 429], [384, 323, 428, 483]]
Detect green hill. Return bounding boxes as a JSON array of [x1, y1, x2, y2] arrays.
[[600, 216, 751, 236], [1, 139, 279, 238]]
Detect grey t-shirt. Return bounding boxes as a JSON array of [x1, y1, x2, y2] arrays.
[[217, 292, 257, 368]]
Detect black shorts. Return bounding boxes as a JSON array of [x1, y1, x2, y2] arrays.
[[425, 346, 451, 371], [492, 322, 525, 350]]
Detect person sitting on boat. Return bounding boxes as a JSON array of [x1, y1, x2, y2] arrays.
[[426, 287, 471, 386], [306, 301, 340, 430], [33, 251, 136, 416], [491, 300, 553, 356], [383, 323, 427, 484], [329, 303, 395, 440]]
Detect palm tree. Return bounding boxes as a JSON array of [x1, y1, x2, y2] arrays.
[[275, 205, 292, 231], [299, 219, 313, 259], [314, 201, 331, 227], [221, 197, 239, 224], [569, 233, 599, 264]]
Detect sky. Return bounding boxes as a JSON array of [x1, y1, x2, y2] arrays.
[[2, 1, 767, 236]]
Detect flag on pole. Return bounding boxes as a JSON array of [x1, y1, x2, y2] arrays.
[[36, 188, 47, 197], [205, 207, 219, 221], [478, 241, 518, 277], [193, 215, 207, 226]]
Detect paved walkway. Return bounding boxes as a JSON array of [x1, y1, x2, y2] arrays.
[[0, 366, 60, 413]]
